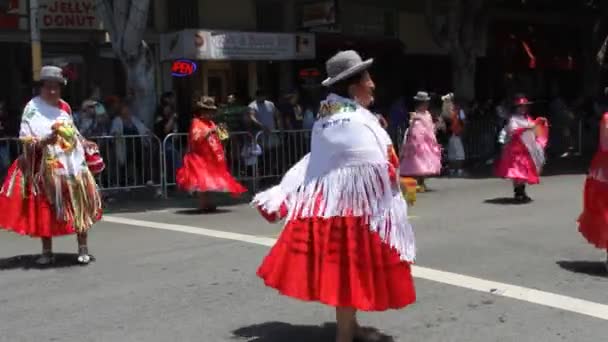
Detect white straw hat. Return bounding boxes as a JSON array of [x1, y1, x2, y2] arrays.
[[40, 66, 67, 85], [322, 50, 373, 87]]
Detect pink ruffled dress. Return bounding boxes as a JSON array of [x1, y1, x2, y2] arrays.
[[399, 111, 442, 176]]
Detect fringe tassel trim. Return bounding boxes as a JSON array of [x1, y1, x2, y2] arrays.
[[1, 139, 102, 233], [253, 163, 416, 262]]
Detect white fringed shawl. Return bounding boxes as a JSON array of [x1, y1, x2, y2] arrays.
[[253, 94, 416, 262]]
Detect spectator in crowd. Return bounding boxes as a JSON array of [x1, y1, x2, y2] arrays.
[[104, 95, 122, 120], [154, 102, 179, 140], [444, 94, 466, 177], [110, 103, 152, 187], [549, 85, 575, 158], [76, 99, 99, 137], [0, 102, 10, 177], [247, 89, 282, 133], [388, 96, 409, 140], [154, 103, 181, 181], [111, 103, 149, 137], [248, 90, 282, 179], [76, 99, 112, 137], [160, 91, 176, 109], [155, 91, 176, 124], [277, 90, 305, 168], [301, 99, 317, 130], [277, 90, 303, 130]]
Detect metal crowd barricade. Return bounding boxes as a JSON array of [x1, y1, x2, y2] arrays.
[[462, 119, 501, 163], [161, 131, 257, 197], [254, 129, 312, 184], [90, 134, 163, 193], [0, 137, 22, 179]]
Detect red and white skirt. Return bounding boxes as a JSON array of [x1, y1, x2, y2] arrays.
[[257, 214, 416, 311], [0, 160, 102, 238], [578, 151, 608, 249]]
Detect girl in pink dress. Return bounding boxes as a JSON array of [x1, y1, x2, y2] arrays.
[[578, 112, 608, 267], [495, 95, 549, 202], [400, 91, 442, 192]]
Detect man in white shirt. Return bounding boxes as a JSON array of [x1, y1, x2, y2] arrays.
[[248, 90, 282, 132], [248, 90, 283, 184]]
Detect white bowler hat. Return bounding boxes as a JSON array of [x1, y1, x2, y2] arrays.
[[322, 50, 373, 87], [413, 91, 431, 102], [40, 65, 67, 85]]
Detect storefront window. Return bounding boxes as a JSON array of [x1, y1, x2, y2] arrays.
[[256, 0, 284, 31]]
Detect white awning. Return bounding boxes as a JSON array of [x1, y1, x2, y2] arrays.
[[160, 29, 315, 62]]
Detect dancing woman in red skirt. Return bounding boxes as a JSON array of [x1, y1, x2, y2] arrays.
[[0, 66, 102, 265], [253, 51, 416, 342], [176, 96, 246, 211], [578, 112, 608, 267]]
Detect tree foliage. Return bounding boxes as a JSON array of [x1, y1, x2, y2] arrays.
[[424, 0, 495, 101]]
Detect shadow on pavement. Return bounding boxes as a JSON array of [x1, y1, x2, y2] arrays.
[[484, 197, 532, 205], [102, 188, 252, 215], [465, 155, 589, 180], [0, 253, 95, 271], [556, 261, 608, 277], [174, 208, 232, 215], [232, 322, 394, 342]]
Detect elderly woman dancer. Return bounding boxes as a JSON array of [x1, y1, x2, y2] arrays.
[[0, 66, 102, 265], [253, 51, 416, 342]]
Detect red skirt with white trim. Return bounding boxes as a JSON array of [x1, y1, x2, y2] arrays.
[[578, 151, 608, 249], [257, 215, 416, 311], [0, 160, 102, 238]]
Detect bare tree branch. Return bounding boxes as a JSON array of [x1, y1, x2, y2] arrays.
[[425, 0, 450, 49], [113, 0, 128, 34], [94, 0, 117, 38], [122, 0, 151, 57], [597, 34, 608, 66]]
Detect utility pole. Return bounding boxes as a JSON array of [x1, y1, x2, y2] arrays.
[[29, 0, 41, 83]]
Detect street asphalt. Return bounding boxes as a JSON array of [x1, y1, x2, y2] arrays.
[[1, 170, 607, 342]]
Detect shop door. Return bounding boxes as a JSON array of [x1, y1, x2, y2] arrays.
[[207, 70, 229, 104]]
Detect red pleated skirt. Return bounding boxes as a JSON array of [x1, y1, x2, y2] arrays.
[[0, 160, 102, 238], [495, 136, 540, 184], [176, 153, 247, 195], [578, 151, 608, 249], [257, 216, 416, 311]]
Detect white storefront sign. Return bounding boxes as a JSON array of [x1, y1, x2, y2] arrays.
[[39, 0, 98, 30], [160, 30, 315, 62]]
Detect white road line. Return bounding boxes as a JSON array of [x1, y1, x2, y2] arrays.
[[118, 207, 420, 220], [103, 215, 608, 321]]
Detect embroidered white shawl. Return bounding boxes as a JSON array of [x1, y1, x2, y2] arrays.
[[253, 94, 416, 262], [20, 97, 87, 177]]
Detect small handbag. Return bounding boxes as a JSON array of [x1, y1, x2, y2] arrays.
[[85, 144, 105, 175]]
